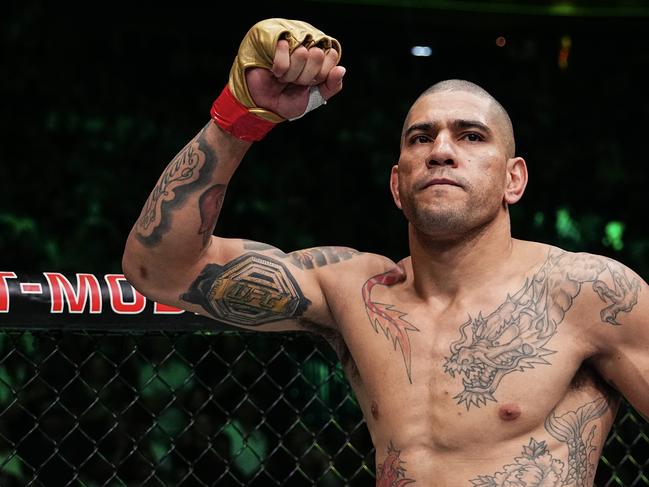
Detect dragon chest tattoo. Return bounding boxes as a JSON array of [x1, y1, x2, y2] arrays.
[[362, 249, 639, 408], [443, 249, 639, 409]]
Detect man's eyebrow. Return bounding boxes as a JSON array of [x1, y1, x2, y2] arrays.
[[452, 119, 492, 135], [403, 120, 492, 138], [403, 122, 437, 138]]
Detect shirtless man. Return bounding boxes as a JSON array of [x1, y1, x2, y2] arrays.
[[122, 19, 649, 486]]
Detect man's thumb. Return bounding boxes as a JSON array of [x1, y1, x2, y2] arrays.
[[319, 66, 346, 100]]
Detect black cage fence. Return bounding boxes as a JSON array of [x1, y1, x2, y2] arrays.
[[0, 330, 374, 486], [0, 272, 647, 486]]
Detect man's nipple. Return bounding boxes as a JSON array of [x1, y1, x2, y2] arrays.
[[371, 401, 380, 421], [498, 403, 521, 421]]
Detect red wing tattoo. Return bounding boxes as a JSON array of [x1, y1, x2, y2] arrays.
[[362, 268, 419, 383], [377, 442, 416, 486]]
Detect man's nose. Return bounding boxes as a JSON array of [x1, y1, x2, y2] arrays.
[[426, 134, 456, 167]]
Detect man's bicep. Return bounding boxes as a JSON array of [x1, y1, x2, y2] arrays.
[[172, 238, 339, 332], [590, 268, 649, 418], [179, 248, 308, 331]]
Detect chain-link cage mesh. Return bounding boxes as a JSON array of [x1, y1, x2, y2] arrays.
[[0, 330, 647, 486]]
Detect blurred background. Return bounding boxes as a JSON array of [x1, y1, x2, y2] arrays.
[[2, 1, 649, 485], [3, 0, 649, 275]]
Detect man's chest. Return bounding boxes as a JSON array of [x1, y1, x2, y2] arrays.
[[330, 300, 615, 459], [327, 273, 603, 440], [341, 301, 588, 398]]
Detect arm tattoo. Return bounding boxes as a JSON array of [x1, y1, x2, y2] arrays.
[[243, 240, 361, 269], [136, 124, 218, 247], [592, 263, 639, 324], [377, 441, 416, 486], [285, 247, 360, 269], [362, 268, 419, 383], [471, 397, 609, 486], [197, 184, 226, 250], [180, 253, 311, 327], [444, 248, 640, 409], [242, 240, 277, 252]]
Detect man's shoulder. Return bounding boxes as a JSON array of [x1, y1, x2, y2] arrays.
[[240, 242, 395, 272], [529, 242, 645, 326], [519, 240, 633, 274], [310, 247, 401, 279], [540, 243, 636, 277]]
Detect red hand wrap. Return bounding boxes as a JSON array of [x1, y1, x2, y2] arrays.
[[210, 85, 276, 142]]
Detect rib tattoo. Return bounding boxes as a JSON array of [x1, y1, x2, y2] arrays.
[[470, 438, 563, 487], [443, 248, 640, 409], [362, 268, 419, 383], [471, 396, 609, 486], [377, 441, 416, 486], [545, 397, 609, 486], [136, 124, 217, 247], [180, 253, 311, 327]]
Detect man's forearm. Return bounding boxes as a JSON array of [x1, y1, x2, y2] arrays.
[[124, 121, 250, 277], [123, 18, 344, 295]]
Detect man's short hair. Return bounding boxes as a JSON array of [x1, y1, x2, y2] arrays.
[[413, 79, 516, 158]]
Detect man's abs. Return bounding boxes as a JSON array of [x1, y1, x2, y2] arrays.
[[362, 363, 619, 486]]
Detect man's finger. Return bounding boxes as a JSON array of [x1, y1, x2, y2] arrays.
[[271, 40, 290, 78], [278, 46, 309, 83], [319, 65, 346, 100], [294, 48, 326, 85], [313, 48, 339, 85]]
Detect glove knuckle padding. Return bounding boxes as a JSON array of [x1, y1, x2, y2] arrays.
[[229, 18, 342, 123]]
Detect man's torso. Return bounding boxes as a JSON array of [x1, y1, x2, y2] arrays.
[[314, 241, 635, 485]]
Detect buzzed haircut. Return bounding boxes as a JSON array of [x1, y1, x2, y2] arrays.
[[411, 79, 516, 158]]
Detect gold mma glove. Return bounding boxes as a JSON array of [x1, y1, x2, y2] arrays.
[[210, 18, 341, 142]]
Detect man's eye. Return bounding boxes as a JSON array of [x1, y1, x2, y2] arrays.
[[411, 135, 431, 144], [464, 133, 483, 142]]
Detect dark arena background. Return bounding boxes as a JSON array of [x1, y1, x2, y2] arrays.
[[2, 0, 649, 485]]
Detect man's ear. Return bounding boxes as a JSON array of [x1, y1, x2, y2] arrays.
[[390, 165, 402, 209], [504, 157, 528, 205]]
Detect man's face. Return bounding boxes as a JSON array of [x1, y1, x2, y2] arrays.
[[391, 91, 513, 239]]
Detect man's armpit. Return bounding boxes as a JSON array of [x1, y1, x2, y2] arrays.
[[180, 252, 311, 327]]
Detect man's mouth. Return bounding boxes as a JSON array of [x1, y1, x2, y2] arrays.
[[420, 178, 462, 190]]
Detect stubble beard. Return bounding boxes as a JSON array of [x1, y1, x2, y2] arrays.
[[407, 202, 471, 238], [401, 188, 499, 241]]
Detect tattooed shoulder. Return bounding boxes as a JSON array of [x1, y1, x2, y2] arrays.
[[442, 246, 641, 410], [242, 240, 363, 270], [559, 250, 641, 325]]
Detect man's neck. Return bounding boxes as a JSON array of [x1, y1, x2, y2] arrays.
[[408, 214, 516, 301]]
